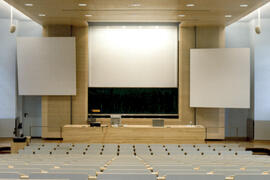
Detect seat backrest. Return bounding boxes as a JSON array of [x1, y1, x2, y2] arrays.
[[0, 173, 20, 179], [166, 174, 225, 180], [29, 173, 89, 180], [98, 173, 156, 180], [103, 169, 150, 174], [48, 169, 97, 176], [234, 175, 270, 180]]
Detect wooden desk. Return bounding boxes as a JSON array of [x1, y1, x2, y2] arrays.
[[62, 125, 206, 144]]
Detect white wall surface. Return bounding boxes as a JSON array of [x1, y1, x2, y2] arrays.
[[0, 19, 43, 137], [17, 37, 76, 95], [255, 121, 270, 140], [225, 22, 251, 138], [0, 119, 15, 137], [226, 18, 270, 140], [0, 19, 17, 119], [89, 25, 178, 87], [253, 19, 270, 121], [16, 21, 43, 137], [190, 48, 250, 108]]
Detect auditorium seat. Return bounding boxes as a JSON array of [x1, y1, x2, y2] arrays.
[[0, 173, 20, 179], [165, 174, 225, 180], [47, 169, 97, 176], [29, 172, 89, 180], [0, 143, 267, 180], [97, 173, 157, 180], [234, 175, 270, 180]]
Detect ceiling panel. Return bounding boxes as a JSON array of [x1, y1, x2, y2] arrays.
[[3, 0, 270, 26]]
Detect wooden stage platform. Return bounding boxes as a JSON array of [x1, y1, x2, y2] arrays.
[[62, 125, 206, 144]]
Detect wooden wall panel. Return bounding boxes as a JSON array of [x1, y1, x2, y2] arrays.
[[97, 118, 181, 126], [43, 25, 72, 37], [71, 26, 89, 125], [42, 25, 72, 138], [178, 26, 196, 125], [40, 24, 225, 140], [195, 26, 226, 139], [62, 125, 206, 144]]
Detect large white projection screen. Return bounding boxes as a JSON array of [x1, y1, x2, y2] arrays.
[[17, 37, 76, 95], [89, 25, 178, 87], [190, 48, 250, 108]]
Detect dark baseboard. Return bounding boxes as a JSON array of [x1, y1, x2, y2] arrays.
[[42, 138, 63, 141], [205, 139, 224, 141], [225, 137, 249, 141], [246, 148, 270, 156]]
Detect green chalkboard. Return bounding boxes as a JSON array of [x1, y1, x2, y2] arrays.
[[88, 88, 178, 114]]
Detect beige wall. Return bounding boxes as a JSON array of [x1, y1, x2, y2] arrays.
[[71, 26, 89, 125], [179, 25, 225, 139], [41, 24, 225, 140], [42, 25, 72, 138], [196, 26, 225, 139], [41, 25, 88, 138], [178, 26, 196, 125]]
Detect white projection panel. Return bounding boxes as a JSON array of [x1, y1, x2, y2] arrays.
[[89, 25, 178, 87], [17, 37, 76, 95], [190, 48, 250, 108]]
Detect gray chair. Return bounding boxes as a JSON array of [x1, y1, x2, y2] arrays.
[[29, 173, 89, 180], [98, 173, 156, 180], [166, 174, 225, 180], [234, 175, 270, 180], [0, 173, 20, 179], [103, 169, 151, 174]]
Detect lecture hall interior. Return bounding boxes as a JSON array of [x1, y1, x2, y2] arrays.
[[1, 0, 270, 179]]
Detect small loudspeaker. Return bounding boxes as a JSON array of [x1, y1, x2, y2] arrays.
[[255, 26, 261, 34], [111, 115, 121, 126], [152, 119, 164, 127], [10, 25, 16, 33]]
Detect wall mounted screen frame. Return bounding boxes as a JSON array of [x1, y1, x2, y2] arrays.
[[88, 23, 179, 88], [190, 48, 250, 108], [88, 88, 178, 115], [88, 23, 179, 116], [17, 37, 76, 95]]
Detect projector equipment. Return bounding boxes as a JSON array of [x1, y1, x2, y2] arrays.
[[110, 115, 121, 126], [10, 25, 16, 33], [10, 6, 16, 34], [255, 8, 261, 34], [152, 119, 164, 127], [87, 117, 96, 124], [87, 109, 101, 124], [13, 117, 26, 142], [90, 122, 101, 127]]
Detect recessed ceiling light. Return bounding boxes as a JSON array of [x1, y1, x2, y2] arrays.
[[131, 3, 141, 7], [240, 4, 248, 8], [85, 14, 92, 17], [78, 3, 87, 7], [178, 14, 185, 17], [225, 15, 232, 18], [24, 3, 33, 7], [186, 4, 195, 7], [38, 13, 46, 17]]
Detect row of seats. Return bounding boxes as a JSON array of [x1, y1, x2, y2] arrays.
[[18, 143, 249, 156], [0, 143, 268, 179]]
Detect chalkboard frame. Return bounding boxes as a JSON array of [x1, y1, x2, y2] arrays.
[[88, 88, 178, 115]]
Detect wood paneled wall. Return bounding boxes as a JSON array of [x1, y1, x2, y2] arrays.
[[178, 25, 226, 139], [71, 26, 89, 125], [178, 26, 196, 125], [42, 25, 72, 138], [195, 26, 225, 139], [41, 25, 88, 138], [41, 24, 225, 140]]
